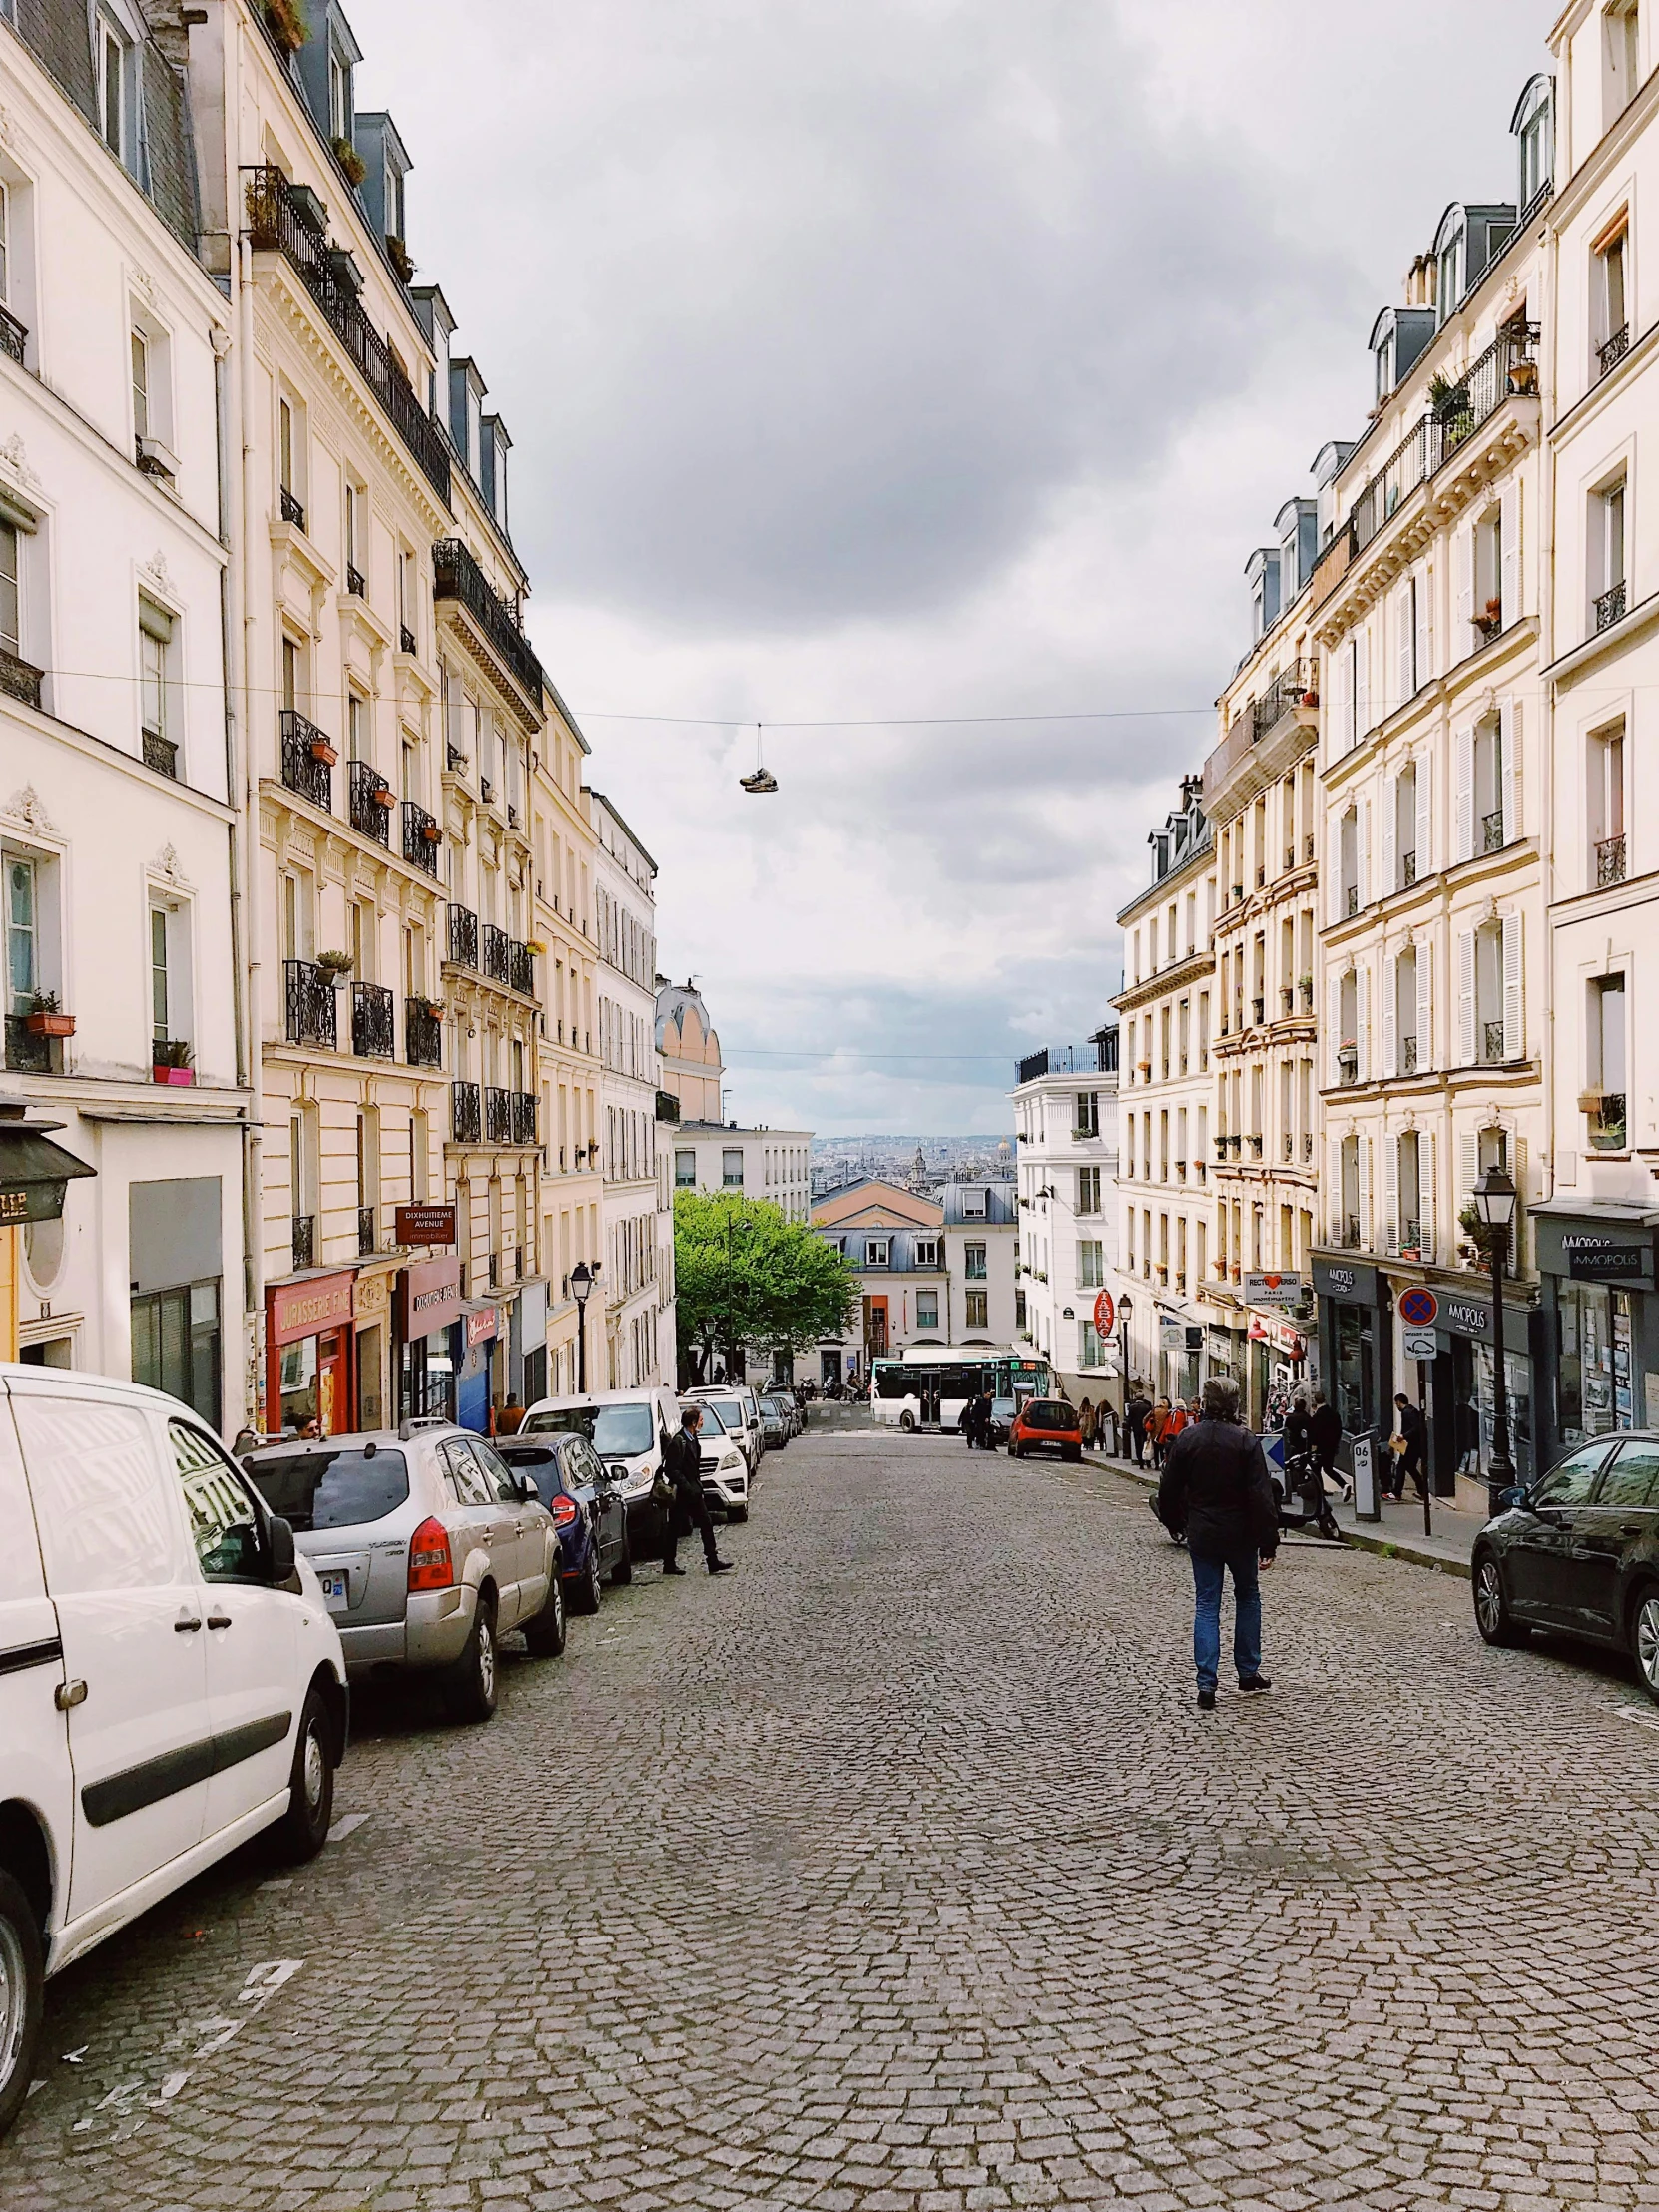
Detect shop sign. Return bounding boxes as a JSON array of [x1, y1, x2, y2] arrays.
[[396, 1256, 463, 1341], [1563, 1233, 1650, 1282], [1245, 1271, 1303, 1309], [1313, 1257, 1379, 1306], [1441, 1294, 1492, 1340], [268, 1269, 355, 1348], [1158, 1314, 1184, 1352], [1092, 1289, 1115, 1338], [466, 1304, 500, 1350], [394, 1203, 457, 1247]]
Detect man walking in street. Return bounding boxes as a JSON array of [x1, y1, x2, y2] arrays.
[[1309, 1390, 1342, 1491], [1157, 1375, 1279, 1710], [661, 1406, 733, 1577], [1125, 1386, 1152, 1466], [1389, 1390, 1429, 1503]]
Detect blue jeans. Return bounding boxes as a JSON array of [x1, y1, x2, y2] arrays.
[[1190, 1549, 1263, 1691]]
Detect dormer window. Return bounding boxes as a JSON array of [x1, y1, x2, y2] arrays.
[[1375, 329, 1395, 404], [1513, 76, 1553, 210], [97, 12, 133, 167], [329, 45, 353, 142], [1436, 224, 1464, 326]]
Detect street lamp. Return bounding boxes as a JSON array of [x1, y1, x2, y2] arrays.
[[1472, 1165, 1518, 1508], [570, 1260, 594, 1394], [1118, 1294, 1134, 1459]]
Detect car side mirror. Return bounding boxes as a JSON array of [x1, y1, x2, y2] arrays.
[[1496, 1483, 1527, 1514], [268, 1514, 296, 1583]]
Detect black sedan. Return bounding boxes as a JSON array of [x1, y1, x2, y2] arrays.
[[497, 1432, 631, 1614], [1472, 1430, 1659, 1698]]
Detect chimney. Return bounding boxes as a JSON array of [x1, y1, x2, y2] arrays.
[[1403, 254, 1437, 310]]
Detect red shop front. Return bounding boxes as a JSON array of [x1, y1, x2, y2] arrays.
[[266, 1269, 357, 1437]]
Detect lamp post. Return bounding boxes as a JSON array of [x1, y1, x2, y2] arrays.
[[1118, 1294, 1134, 1459], [1472, 1165, 1518, 1513], [570, 1260, 594, 1394]]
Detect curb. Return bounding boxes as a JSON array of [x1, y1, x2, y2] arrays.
[[1082, 1450, 1474, 1581]]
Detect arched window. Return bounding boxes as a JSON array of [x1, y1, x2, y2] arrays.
[[1512, 75, 1554, 210]]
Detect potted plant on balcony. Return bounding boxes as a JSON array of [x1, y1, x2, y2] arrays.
[[152, 1039, 194, 1085], [1458, 1199, 1513, 1270], [1508, 356, 1539, 396], [1475, 595, 1503, 641], [331, 137, 367, 187], [385, 234, 415, 286], [368, 776, 395, 810], [262, 0, 306, 53], [420, 819, 442, 845], [1300, 686, 1320, 709], [308, 734, 338, 767], [418, 995, 446, 1022], [24, 992, 75, 1039], [1337, 1039, 1359, 1077], [315, 949, 354, 984]]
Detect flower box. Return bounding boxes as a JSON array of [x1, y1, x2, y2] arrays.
[[263, 0, 306, 53], [370, 782, 395, 810], [309, 739, 338, 766], [153, 1065, 196, 1086], [420, 822, 442, 844], [26, 1010, 75, 1038]]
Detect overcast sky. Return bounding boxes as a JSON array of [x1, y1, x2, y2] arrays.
[[350, 0, 1557, 1135]]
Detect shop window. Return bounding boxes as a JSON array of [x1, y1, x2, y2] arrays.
[[132, 1280, 222, 1429]]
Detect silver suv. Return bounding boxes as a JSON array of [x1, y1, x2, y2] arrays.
[[244, 1423, 563, 1722]]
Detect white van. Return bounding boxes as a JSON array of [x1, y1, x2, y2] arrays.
[[0, 1368, 348, 2138], [518, 1386, 682, 1537]]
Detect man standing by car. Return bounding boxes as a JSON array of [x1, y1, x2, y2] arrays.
[[1157, 1375, 1279, 1711], [662, 1407, 733, 1577]]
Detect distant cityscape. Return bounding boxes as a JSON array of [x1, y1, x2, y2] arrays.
[[810, 1133, 1015, 1197]]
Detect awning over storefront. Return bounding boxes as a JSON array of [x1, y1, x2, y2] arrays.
[[1531, 1199, 1659, 1286]]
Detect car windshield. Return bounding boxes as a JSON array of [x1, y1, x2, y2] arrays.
[[1022, 1401, 1078, 1432], [761, 1398, 788, 1416], [246, 1446, 410, 1531], [698, 1400, 745, 1432], [521, 1402, 655, 1455]]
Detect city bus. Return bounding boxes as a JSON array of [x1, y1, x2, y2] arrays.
[[870, 1347, 1053, 1433]]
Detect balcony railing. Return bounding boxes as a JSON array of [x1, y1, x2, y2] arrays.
[[4, 1018, 57, 1075], [485, 1085, 515, 1144], [1249, 661, 1314, 744], [1283, 1132, 1294, 1162], [348, 759, 394, 844], [1401, 1035, 1418, 1075], [1300, 979, 1314, 1011], [1482, 1019, 1506, 1064], [1247, 1135, 1264, 1158], [432, 537, 544, 710], [1481, 808, 1505, 854], [399, 623, 417, 655], [1, 648, 45, 711], [406, 998, 443, 1067], [511, 1091, 537, 1145], [1251, 996, 1265, 1025], [351, 980, 395, 1059], [279, 710, 333, 810], [244, 167, 452, 504], [1303, 1132, 1314, 1161], [1340, 1215, 1363, 1251], [482, 923, 510, 984], [402, 800, 440, 875], [1401, 851, 1417, 888], [1346, 885, 1359, 918], [143, 731, 178, 779], [279, 484, 305, 529], [1597, 833, 1628, 887], [284, 959, 336, 1048], [446, 904, 479, 968], [1281, 987, 1295, 1017], [452, 1080, 482, 1144], [1596, 581, 1627, 633], [1589, 1092, 1628, 1150], [656, 1088, 681, 1122], [291, 1214, 315, 1271], [1398, 1219, 1422, 1257], [0, 302, 27, 366], [346, 563, 366, 598], [1599, 324, 1631, 378], [1338, 1045, 1359, 1086], [509, 940, 535, 997], [358, 1205, 376, 1257]]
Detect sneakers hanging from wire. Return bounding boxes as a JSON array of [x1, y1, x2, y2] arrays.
[[739, 721, 778, 794]]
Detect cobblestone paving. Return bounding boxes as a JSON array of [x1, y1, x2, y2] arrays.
[[8, 1425, 1659, 2211]]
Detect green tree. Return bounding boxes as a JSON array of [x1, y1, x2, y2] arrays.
[[674, 1191, 856, 1382]]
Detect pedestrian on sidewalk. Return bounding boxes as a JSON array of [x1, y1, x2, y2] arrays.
[[1390, 1392, 1429, 1503], [1125, 1387, 1152, 1466], [1149, 1395, 1173, 1470], [660, 1406, 733, 1577], [1156, 1374, 1278, 1710], [1309, 1391, 1342, 1489], [1078, 1397, 1096, 1450]]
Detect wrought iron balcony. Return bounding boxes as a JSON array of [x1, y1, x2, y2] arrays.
[[351, 980, 395, 1059], [291, 1214, 315, 1271], [485, 1084, 514, 1143], [1283, 1132, 1294, 1161], [656, 1088, 681, 1122], [348, 759, 394, 844], [1300, 979, 1315, 1011], [284, 959, 337, 1048], [400, 623, 417, 655], [1599, 324, 1631, 378], [0, 302, 27, 366], [1338, 1045, 1359, 1085], [432, 537, 544, 710], [4, 1018, 57, 1075], [405, 998, 443, 1067], [244, 168, 452, 504], [1340, 1215, 1364, 1251], [345, 563, 366, 598], [446, 904, 479, 968], [1399, 1219, 1422, 1257], [279, 710, 333, 810], [0, 648, 44, 710], [509, 940, 534, 996], [1597, 833, 1628, 887], [1281, 986, 1295, 1016], [143, 730, 178, 779], [1596, 581, 1627, 633], [358, 1205, 376, 1257], [1251, 996, 1265, 1025], [1401, 1035, 1418, 1075], [1401, 850, 1417, 888], [402, 800, 440, 875], [1589, 1092, 1628, 1150], [1482, 808, 1505, 853], [1303, 1132, 1314, 1161], [1482, 1019, 1506, 1064], [482, 923, 510, 984], [512, 1091, 537, 1145], [1345, 885, 1359, 918], [279, 484, 305, 529], [451, 1080, 482, 1144], [1248, 1134, 1264, 1158]]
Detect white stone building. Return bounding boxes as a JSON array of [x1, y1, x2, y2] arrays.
[[0, 0, 250, 1425], [1010, 1038, 1120, 1406], [669, 1120, 814, 1225]]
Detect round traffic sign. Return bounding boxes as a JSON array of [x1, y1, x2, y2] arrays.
[[1397, 1285, 1439, 1328], [1093, 1289, 1116, 1339]]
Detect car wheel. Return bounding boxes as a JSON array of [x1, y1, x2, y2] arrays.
[[1063, 1445, 1082, 1463], [1473, 1552, 1528, 1648], [728, 1503, 749, 1522], [1631, 1585, 1659, 1705], [571, 1543, 603, 1615], [523, 1565, 567, 1656], [448, 1596, 499, 1722], [0, 1868, 44, 2143], [899, 1411, 915, 1432], [271, 1685, 336, 1862], [610, 1526, 633, 1586]]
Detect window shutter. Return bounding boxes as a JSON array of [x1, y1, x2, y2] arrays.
[[1457, 928, 1476, 1064], [1499, 695, 1521, 841], [1420, 1130, 1437, 1264], [1512, 1135, 1528, 1273], [1382, 951, 1398, 1077], [1358, 1136, 1373, 1250], [1382, 776, 1396, 897], [1453, 726, 1474, 861], [1396, 582, 1414, 710], [1454, 523, 1474, 656], [1416, 939, 1433, 1073], [1416, 754, 1433, 877], [1357, 963, 1372, 1084], [1328, 1139, 1345, 1240], [1357, 795, 1372, 907], [1328, 976, 1344, 1086], [1415, 559, 1433, 687], [1500, 477, 1520, 625], [1327, 816, 1343, 926], [1458, 1129, 1479, 1222], [1502, 911, 1524, 1061], [1334, 645, 1353, 755], [1384, 1131, 1400, 1256], [1355, 624, 1371, 738]]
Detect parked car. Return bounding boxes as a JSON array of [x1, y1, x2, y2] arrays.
[[758, 1394, 793, 1449], [244, 1423, 563, 1723], [518, 1385, 680, 1544], [0, 1367, 349, 2140], [691, 1391, 760, 1476], [691, 1382, 765, 1464], [767, 1384, 805, 1435], [987, 1396, 1017, 1447], [683, 1398, 751, 1519], [1009, 1398, 1084, 1462], [496, 1432, 630, 1612], [1472, 1431, 1659, 1698]]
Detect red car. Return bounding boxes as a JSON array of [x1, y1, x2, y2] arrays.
[[1009, 1398, 1083, 1462]]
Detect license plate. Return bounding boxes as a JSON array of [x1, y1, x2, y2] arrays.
[[318, 1571, 348, 1606]]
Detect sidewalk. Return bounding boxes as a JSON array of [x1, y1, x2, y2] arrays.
[[1083, 1446, 1484, 1580]]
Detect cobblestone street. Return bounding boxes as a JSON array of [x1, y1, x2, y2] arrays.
[[7, 1422, 1659, 2212]]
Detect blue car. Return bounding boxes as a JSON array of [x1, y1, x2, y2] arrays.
[[497, 1432, 631, 1615]]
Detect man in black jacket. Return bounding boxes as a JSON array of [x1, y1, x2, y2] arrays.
[[1125, 1389, 1152, 1466], [1157, 1375, 1278, 1710], [661, 1408, 733, 1577]]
